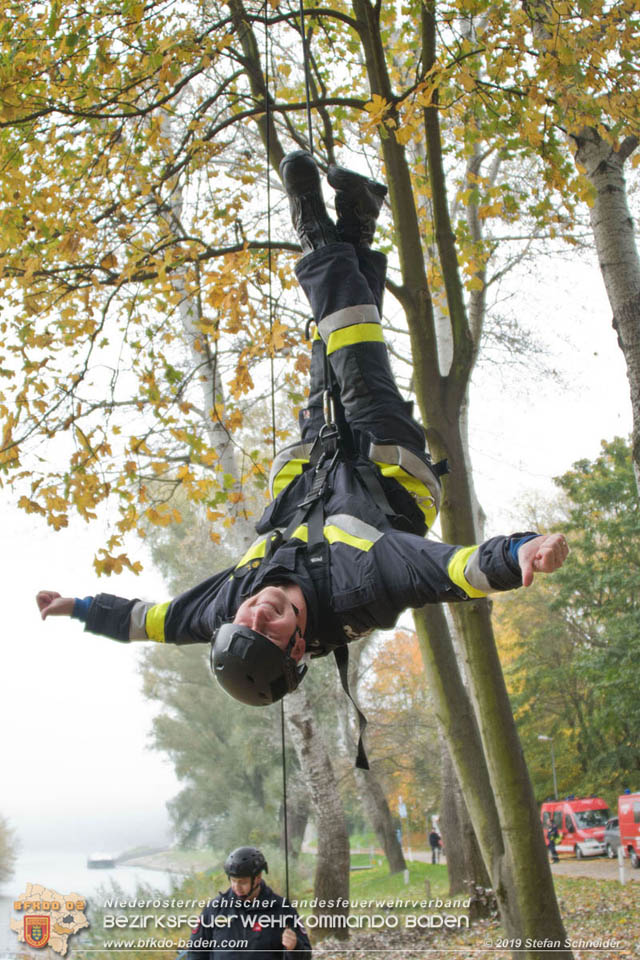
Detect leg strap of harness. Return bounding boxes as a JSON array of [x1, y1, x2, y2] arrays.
[[353, 461, 401, 523], [334, 645, 369, 770]]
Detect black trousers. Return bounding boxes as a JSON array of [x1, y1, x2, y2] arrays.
[[294, 243, 426, 455]]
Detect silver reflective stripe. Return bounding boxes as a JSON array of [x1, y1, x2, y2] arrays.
[[130, 601, 153, 640], [318, 304, 380, 337], [271, 441, 313, 476], [369, 441, 441, 512], [269, 441, 313, 491], [325, 513, 383, 544], [463, 549, 492, 594]]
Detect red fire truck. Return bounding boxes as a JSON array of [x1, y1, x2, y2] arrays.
[[618, 792, 640, 868], [540, 796, 610, 858]]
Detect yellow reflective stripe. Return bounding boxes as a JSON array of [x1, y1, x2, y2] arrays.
[[324, 523, 374, 551], [326, 322, 384, 356], [234, 517, 379, 574], [287, 522, 375, 552], [447, 546, 487, 599], [375, 461, 438, 529], [271, 459, 307, 498], [235, 536, 269, 569], [145, 601, 170, 643]]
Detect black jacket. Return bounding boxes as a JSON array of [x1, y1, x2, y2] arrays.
[[82, 455, 533, 652], [186, 882, 311, 959]]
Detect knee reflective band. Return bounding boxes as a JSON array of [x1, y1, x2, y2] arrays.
[[211, 624, 307, 706], [317, 305, 382, 355]]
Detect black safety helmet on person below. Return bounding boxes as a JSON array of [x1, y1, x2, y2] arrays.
[[224, 846, 268, 878], [210, 623, 307, 706]]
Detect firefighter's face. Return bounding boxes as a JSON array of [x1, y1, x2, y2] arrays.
[[233, 585, 306, 660], [229, 874, 262, 899]]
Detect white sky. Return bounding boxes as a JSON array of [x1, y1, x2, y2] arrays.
[[0, 244, 633, 870]]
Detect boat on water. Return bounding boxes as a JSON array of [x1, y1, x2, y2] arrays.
[[86, 852, 116, 869]]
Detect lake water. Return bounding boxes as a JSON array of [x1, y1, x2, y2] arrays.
[[0, 851, 183, 958]]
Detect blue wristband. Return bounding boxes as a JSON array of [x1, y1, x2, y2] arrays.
[[72, 597, 93, 622], [509, 535, 538, 565]]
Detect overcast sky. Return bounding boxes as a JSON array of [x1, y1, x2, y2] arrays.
[[0, 246, 633, 878]]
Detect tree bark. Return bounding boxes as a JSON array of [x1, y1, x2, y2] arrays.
[[340, 640, 408, 874], [349, 1, 571, 952], [280, 781, 310, 862], [355, 767, 407, 874], [438, 735, 491, 899], [573, 129, 640, 495], [525, 0, 640, 494], [285, 686, 350, 939]]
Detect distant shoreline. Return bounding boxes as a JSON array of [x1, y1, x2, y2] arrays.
[[119, 849, 217, 875]]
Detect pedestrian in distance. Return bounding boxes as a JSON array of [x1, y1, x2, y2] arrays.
[[546, 822, 560, 863], [428, 828, 442, 865]]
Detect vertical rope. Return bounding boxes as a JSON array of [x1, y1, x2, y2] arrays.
[[280, 700, 290, 900], [298, 0, 314, 154], [263, 1, 290, 903]]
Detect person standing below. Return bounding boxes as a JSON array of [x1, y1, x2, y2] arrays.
[[546, 822, 560, 864], [184, 846, 311, 958], [428, 827, 442, 865]]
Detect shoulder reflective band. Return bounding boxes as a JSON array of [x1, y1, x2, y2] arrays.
[[447, 546, 488, 599], [145, 601, 170, 642], [234, 532, 275, 570], [374, 462, 438, 529], [269, 442, 313, 499]]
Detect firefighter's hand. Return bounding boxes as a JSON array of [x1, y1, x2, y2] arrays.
[[36, 591, 75, 619], [282, 928, 297, 950], [518, 534, 569, 587]]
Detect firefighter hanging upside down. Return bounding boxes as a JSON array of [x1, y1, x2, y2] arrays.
[[37, 151, 568, 715]]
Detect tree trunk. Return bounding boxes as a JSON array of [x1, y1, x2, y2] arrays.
[[355, 767, 407, 874], [351, 0, 571, 952], [285, 686, 350, 940], [573, 129, 640, 495], [438, 735, 490, 899], [339, 639, 407, 874], [525, 0, 640, 494], [280, 782, 310, 862]]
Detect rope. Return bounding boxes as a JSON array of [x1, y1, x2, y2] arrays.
[[298, 0, 314, 154], [263, 0, 291, 903], [261, 0, 318, 902]]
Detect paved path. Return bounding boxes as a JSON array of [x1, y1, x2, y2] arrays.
[[548, 856, 640, 882], [361, 847, 640, 883]]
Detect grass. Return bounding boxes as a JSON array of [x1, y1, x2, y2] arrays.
[[77, 853, 640, 960], [347, 860, 450, 907]]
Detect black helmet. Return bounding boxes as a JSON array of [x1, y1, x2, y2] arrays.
[[211, 623, 307, 706], [224, 846, 268, 878]]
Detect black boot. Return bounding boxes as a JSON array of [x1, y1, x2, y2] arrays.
[[327, 164, 387, 246], [280, 150, 338, 254]]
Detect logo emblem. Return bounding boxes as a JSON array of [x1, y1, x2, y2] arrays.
[[24, 915, 50, 948]]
